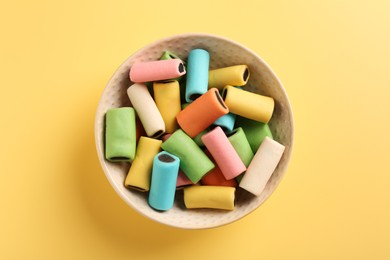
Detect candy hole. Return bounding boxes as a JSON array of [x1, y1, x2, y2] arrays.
[[158, 153, 175, 163], [226, 129, 238, 137], [152, 130, 164, 138], [110, 157, 129, 161], [189, 93, 201, 100], [129, 186, 146, 192], [221, 88, 228, 100], [243, 68, 249, 82], [216, 90, 227, 109], [178, 63, 185, 73]]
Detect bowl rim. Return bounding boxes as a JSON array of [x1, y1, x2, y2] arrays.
[[94, 32, 295, 229]]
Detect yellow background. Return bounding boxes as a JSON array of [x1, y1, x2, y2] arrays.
[[1, 0, 390, 259]]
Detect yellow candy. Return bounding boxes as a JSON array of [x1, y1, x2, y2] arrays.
[[208, 65, 249, 90], [223, 85, 274, 123], [125, 137, 162, 191], [153, 81, 181, 133], [184, 186, 235, 210]]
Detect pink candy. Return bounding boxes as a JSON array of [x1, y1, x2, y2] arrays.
[[201, 127, 246, 180], [130, 59, 186, 83]]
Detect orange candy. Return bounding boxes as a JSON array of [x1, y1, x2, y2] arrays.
[[176, 88, 229, 138]]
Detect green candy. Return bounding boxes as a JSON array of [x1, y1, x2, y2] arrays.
[[160, 50, 185, 64], [227, 127, 254, 167], [161, 129, 214, 183], [227, 127, 254, 183], [235, 116, 273, 153], [105, 107, 136, 162]]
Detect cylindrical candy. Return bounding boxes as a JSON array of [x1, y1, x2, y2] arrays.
[[184, 186, 235, 210], [223, 85, 274, 123], [153, 81, 181, 133], [212, 113, 236, 133], [201, 126, 246, 180], [129, 59, 186, 83], [239, 137, 285, 196], [227, 127, 254, 167], [105, 107, 136, 162], [127, 83, 165, 138], [227, 127, 254, 182], [235, 116, 273, 153], [185, 49, 210, 102], [208, 65, 250, 90], [161, 129, 214, 183], [148, 151, 180, 211], [177, 88, 229, 138], [124, 137, 162, 191], [201, 150, 237, 187]]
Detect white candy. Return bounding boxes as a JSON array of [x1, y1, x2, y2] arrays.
[[127, 83, 165, 138], [239, 137, 285, 196]]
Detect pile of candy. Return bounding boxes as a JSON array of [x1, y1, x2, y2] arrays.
[[105, 49, 285, 211]]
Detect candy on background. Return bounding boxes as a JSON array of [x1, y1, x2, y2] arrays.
[[185, 49, 210, 102], [129, 59, 186, 83], [4, 0, 390, 258], [212, 113, 236, 133], [235, 116, 273, 153], [239, 137, 285, 196], [124, 137, 162, 192], [223, 85, 274, 123], [184, 186, 236, 210], [105, 107, 136, 162], [226, 127, 254, 168], [161, 129, 215, 183], [153, 81, 181, 133], [127, 83, 165, 138], [95, 33, 294, 229], [177, 88, 229, 138], [148, 151, 180, 211], [201, 150, 238, 187], [208, 65, 250, 90], [201, 126, 246, 180]]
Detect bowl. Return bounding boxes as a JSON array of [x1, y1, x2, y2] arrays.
[[95, 33, 294, 229]]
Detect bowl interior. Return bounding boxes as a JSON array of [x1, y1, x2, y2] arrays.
[[95, 33, 294, 229]]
